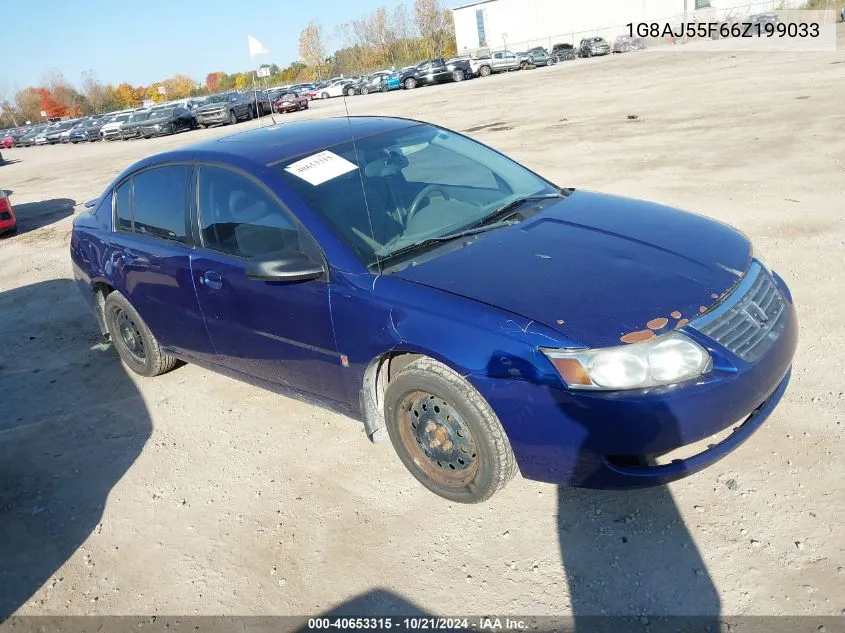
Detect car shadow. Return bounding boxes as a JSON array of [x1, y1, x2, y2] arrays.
[[485, 350, 720, 628], [10, 198, 76, 235], [0, 278, 151, 617], [1, 159, 22, 166]]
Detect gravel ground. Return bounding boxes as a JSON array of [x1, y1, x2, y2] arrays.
[[1, 28, 843, 622]]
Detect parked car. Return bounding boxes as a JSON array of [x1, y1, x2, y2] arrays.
[[70, 117, 107, 143], [613, 36, 647, 53], [195, 92, 253, 127], [139, 107, 198, 138], [355, 72, 402, 95], [520, 47, 558, 67], [239, 91, 272, 117], [579, 37, 611, 57], [400, 58, 473, 89], [2, 128, 28, 148], [69, 116, 798, 503], [288, 83, 316, 95], [34, 124, 59, 146], [0, 187, 16, 235], [101, 112, 133, 141], [474, 51, 520, 77], [273, 92, 310, 113], [552, 43, 576, 61], [46, 120, 79, 144], [120, 110, 154, 140], [18, 125, 47, 147], [309, 80, 353, 100], [748, 12, 779, 29]]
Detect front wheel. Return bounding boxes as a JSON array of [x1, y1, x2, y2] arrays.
[[321, 92, 329, 99], [478, 65, 491, 77], [346, 87, 356, 96], [384, 357, 517, 503], [404, 77, 417, 89], [361, 86, 369, 95], [229, 110, 237, 125], [103, 292, 178, 377], [452, 70, 465, 82]]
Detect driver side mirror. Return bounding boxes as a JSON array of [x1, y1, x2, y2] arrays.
[[245, 252, 325, 283]]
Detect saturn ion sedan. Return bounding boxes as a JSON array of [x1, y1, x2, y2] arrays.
[[70, 117, 797, 503]]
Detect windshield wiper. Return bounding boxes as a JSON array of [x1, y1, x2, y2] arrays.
[[475, 192, 565, 228], [378, 220, 519, 265]]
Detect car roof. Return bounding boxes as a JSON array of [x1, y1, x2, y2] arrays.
[[135, 117, 422, 170]]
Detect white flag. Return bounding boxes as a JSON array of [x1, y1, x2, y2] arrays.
[[248, 35, 270, 58]]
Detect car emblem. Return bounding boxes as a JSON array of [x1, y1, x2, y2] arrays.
[[743, 301, 769, 328]]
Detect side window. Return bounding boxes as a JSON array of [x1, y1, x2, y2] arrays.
[[116, 181, 132, 231], [198, 166, 299, 259], [94, 191, 114, 227], [493, 52, 502, 59], [132, 165, 191, 242]]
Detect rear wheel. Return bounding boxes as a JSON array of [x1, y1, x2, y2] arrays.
[[520, 61, 530, 70], [547, 57, 557, 66], [346, 87, 356, 96], [103, 292, 178, 378], [384, 357, 516, 503]]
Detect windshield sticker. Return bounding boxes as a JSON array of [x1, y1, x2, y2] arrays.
[[284, 150, 358, 186]]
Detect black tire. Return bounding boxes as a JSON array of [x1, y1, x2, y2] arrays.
[[229, 110, 237, 125], [321, 92, 329, 99], [383, 357, 516, 503], [547, 57, 557, 66], [304, 100, 309, 109], [452, 70, 464, 82], [199, 123, 206, 129], [520, 61, 529, 70], [404, 77, 417, 89], [478, 65, 492, 77], [380, 84, 389, 92], [103, 292, 178, 378], [361, 86, 369, 95], [346, 87, 355, 97]]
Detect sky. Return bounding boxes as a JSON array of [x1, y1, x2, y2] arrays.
[[2, 0, 418, 91]]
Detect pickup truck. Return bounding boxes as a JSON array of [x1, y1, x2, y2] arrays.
[[399, 58, 473, 89], [470, 51, 521, 77]]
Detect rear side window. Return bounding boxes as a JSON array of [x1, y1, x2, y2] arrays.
[[132, 166, 191, 242]]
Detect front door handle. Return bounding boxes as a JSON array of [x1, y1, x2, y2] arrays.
[[201, 270, 223, 290]]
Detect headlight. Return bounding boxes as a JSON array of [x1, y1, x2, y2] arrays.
[[542, 332, 711, 391]]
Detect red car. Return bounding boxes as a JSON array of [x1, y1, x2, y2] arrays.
[[0, 187, 16, 236], [2, 131, 19, 149], [274, 92, 310, 113]]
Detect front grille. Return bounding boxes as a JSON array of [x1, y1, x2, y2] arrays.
[[692, 262, 787, 362]]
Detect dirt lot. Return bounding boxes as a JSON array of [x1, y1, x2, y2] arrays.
[[1, 30, 844, 622]]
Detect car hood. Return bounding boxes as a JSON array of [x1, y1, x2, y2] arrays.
[[101, 121, 126, 130], [390, 191, 751, 348], [196, 103, 228, 112]]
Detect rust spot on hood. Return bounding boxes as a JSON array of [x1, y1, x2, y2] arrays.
[[647, 317, 669, 330], [699, 306, 707, 313], [670, 311, 682, 319], [620, 329, 656, 344], [557, 319, 565, 325], [711, 293, 719, 299], [675, 318, 689, 329]]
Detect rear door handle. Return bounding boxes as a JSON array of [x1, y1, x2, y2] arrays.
[[201, 270, 223, 290]]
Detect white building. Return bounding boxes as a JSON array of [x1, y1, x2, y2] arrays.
[[452, 0, 805, 55]]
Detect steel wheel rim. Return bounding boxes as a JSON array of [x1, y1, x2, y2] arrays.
[[115, 308, 145, 363], [396, 391, 478, 488]]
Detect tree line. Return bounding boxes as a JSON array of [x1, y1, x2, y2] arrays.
[[0, 0, 455, 128]]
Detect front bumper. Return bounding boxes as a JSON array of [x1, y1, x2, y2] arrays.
[[139, 124, 169, 137], [101, 129, 122, 140], [471, 270, 798, 489]]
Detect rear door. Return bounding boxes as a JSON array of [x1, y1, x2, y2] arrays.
[[190, 164, 347, 405], [110, 165, 216, 362]]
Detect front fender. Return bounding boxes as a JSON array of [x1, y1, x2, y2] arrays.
[[330, 269, 580, 418]]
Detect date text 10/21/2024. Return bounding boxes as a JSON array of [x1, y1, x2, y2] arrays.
[[306, 617, 527, 630], [626, 21, 820, 39]]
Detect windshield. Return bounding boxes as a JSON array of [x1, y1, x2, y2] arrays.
[[150, 109, 174, 119], [128, 112, 150, 122], [205, 93, 231, 104], [279, 124, 557, 266]]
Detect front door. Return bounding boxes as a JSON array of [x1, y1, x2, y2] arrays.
[[190, 165, 347, 406]]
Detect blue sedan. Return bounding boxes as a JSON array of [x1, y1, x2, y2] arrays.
[[70, 117, 797, 503]]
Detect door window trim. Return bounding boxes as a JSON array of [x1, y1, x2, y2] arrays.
[[110, 161, 195, 247]]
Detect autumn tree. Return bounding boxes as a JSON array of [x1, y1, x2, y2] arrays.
[[299, 20, 327, 78], [414, 0, 455, 59], [113, 83, 139, 109], [81, 70, 118, 114], [15, 88, 42, 123]]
